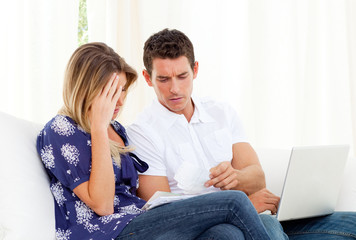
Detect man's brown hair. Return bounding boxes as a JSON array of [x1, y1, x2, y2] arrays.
[[143, 28, 195, 75]]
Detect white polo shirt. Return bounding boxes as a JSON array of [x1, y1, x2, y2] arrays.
[[126, 96, 248, 194]]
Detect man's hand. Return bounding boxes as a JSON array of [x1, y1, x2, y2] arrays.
[[248, 188, 280, 214], [205, 161, 240, 190]]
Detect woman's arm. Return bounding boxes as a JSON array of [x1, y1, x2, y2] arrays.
[[73, 73, 122, 216], [73, 128, 115, 216], [137, 175, 171, 201]]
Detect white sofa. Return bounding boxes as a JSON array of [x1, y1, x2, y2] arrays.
[[1, 111, 355, 240]]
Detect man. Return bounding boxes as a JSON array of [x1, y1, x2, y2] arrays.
[[127, 28, 356, 239]]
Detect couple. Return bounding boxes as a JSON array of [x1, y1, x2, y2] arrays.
[[37, 29, 356, 239]]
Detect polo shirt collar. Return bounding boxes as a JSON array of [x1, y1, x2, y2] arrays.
[[190, 95, 216, 124], [151, 99, 181, 129], [151, 95, 216, 129]]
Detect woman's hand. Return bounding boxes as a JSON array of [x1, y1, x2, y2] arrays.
[[73, 73, 122, 216], [89, 73, 122, 131]]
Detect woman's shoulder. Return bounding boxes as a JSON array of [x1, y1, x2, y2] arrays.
[[37, 115, 92, 169], [38, 115, 89, 144], [44, 114, 72, 130]]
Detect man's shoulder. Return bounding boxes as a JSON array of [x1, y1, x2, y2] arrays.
[[199, 96, 222, 106], [126, 104, 166, 151], [197, 96, 235, 113], [127, 103, 162, 136]]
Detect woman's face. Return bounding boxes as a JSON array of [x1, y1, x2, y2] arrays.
[[112, 72, 128, 120]]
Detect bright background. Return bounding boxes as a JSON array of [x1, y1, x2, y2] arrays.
[[0, 0, 355, 156]]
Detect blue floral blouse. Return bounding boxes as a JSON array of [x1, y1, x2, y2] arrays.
[[36, 115, 148, 240]]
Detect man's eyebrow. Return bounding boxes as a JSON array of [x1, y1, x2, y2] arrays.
[[157, 75, 170, 79], [156, 71, 188, 78], [178, 72, 188, 76]]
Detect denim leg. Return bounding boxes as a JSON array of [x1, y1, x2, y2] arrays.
[[281, 212, 356, 239], [116, 191, 270, 240], [196, 223, 245, 240], [259, 214, 289, 239]]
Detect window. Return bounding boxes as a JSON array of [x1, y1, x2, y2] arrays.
[[78, 0, 88, 46]]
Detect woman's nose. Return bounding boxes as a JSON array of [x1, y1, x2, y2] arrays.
[[117, 94, 124, 106]]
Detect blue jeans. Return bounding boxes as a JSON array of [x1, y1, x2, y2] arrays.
[[259, 214, 289, 239], [116, 191, 270, 240], [196, 224, 245, 240], [258, 211, 356, 239], [282, 212, 356, 239]]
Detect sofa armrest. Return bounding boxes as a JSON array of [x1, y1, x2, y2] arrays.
[[0, 112, 56, 239]]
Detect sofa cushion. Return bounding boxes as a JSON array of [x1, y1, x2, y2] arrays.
[[256, 148, 290, 196], [0, 111, 354, 240], [0, 112, 55, 239]]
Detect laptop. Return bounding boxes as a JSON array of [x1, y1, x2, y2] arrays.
[[274, 145, 350, 221]]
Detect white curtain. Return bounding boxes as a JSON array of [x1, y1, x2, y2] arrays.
[[0, 0, 79, 124], [87, 0, 153, 126], [346, 0, 356, 158], [86, 0, 356, 156], [1, 0, 354, 157]]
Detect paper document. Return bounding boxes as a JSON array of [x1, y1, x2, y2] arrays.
[[142, 191, 198, 210], [174, 161, 211, 194]]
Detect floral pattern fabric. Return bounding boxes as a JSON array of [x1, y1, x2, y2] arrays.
[[37, 115, 148, 240]]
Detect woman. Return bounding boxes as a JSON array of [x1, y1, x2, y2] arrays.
[[36, 42, 271, 240]]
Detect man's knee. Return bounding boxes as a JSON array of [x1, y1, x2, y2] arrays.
[[217, 190, 260, 217], [221, 190, 249, 202], [259, 214, 282, 229], [197, 224, 245, 240], [259, 214, 288, 240]]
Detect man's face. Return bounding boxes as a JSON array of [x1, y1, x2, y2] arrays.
[[143, 56, 199, 119]]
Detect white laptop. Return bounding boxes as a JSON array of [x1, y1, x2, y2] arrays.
[[274, 145, 350, 221]]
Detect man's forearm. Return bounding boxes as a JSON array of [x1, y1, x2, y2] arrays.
[[232, 164, 266, 195], [230, 143, 266, 195]]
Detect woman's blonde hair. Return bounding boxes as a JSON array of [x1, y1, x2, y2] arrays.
[[59, 42, 138, 165]]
